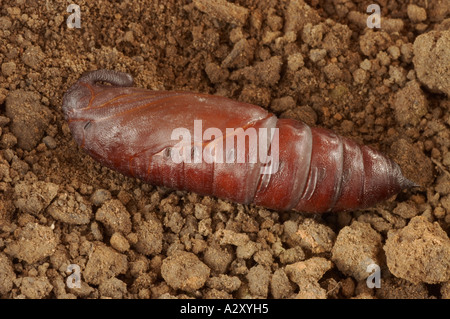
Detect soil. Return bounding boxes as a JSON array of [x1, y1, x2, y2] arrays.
[[0, 0, 449, 299]]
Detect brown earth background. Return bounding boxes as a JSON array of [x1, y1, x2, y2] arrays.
[[0, 0, 449, 299]]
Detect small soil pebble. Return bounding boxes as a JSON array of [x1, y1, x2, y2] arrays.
[[203, 245, 233, 273], [14, 181, 59, 216], [98, 277, 128, 299], [48, 192, 93, 225], [5, 90, 51, 151], [384, 216, 450, 284], [392, 80, 428, 127], [95, 199, 132, 234], [42, 136, 57, 149], [90, 189, 112, 206], [0, 253, 15, 296], [295, 219, 336, 254], [19, 276, 53, 299], [4, 223, 57, 264], [247, 264, 271, 297], [206, 275, 241, 293], [375, 278, 430, 299], [270, 268, 294, 299], [161, 251, 210, 292], [285, 257, 332, 299], [110, 232, 130, 253], [83, 243, 128, 285], [413, 30, 450, 96], [407, 5, 427, 23], [331, 221, 382, 281], [134, 215, 163, 256], [390, 139, 434, 187], [193, 0, 249, 26]]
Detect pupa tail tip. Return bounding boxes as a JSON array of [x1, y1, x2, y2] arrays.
[[400, 175, 420, 189]]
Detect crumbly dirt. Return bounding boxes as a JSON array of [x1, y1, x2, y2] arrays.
[[0, 0, 449, 299]]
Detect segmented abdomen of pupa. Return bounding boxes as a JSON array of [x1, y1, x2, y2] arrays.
[[62, 69, 414, 213]]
